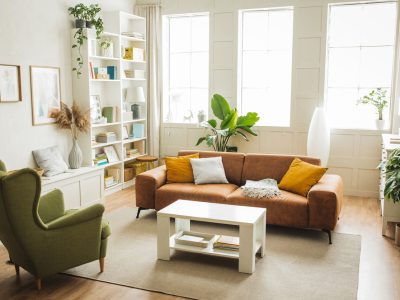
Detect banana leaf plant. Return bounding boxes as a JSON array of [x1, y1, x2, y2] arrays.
[[196, 94, 260, 152], [384, 148, 400, 204]]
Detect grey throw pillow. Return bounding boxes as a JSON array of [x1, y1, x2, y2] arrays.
[[190, 157, 228, 184], [32, 146, 68, 177]]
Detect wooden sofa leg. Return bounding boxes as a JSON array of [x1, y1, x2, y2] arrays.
[[322, 229, 332, 244], [35, 278, 42, 290], [15, 264, 19, 276], [99, 257, 104, 273]]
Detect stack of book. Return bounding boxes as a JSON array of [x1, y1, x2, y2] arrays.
[[96, 132, 117, 143], [390, 136, 400, 144], [102, 107, 117, 123], [93, 153, 108, 166], [213, 235, 240, 251], [90, 66, 118, 80], [126, 148, 139, 158]]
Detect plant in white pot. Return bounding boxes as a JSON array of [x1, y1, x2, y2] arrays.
[[358, 88, 388, 130], [52, 102, 90, 169], [100, 38, 113, 57]]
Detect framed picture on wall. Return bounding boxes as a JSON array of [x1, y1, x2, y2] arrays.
[[0, 64, 22, 102], [30, 66, 61, 125]]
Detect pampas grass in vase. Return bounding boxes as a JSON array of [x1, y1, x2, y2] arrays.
[[52, 101, 90, 169]]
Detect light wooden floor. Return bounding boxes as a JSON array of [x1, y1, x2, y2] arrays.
[[0, 188, 399, 300]]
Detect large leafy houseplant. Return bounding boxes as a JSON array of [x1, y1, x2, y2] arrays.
[[196, 94, 260, 151], [384, 148, 400, 204]]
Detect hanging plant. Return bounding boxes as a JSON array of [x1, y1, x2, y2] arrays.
[[69, 3, 104, 78]]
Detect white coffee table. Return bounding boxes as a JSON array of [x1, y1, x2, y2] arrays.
[[157, 199, 266, 274]]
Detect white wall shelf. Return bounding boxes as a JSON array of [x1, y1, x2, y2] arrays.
[[71, 11, 148, 195]]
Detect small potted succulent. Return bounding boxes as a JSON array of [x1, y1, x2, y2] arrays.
[[358, 88, 388, 130]]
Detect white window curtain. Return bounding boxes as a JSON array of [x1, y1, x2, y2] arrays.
[[134, 4, 162, 157]]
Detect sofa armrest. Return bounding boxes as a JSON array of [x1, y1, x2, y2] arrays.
[[307, 174, 343, 230], [135, 165, 167, 209], [38, 189, 65, 223]]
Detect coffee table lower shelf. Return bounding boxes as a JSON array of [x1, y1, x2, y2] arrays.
[[169, 234, 241, 259]]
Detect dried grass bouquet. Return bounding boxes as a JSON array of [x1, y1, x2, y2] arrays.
[[52, 102, 90, 139]]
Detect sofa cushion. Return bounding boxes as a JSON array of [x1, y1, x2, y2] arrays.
[[190, 157, 228, 184], [241, 154, 321, 185], [155, 183, 239, 210], [179, 150, 245, 185], [226, 188, 309, 228], [279, 158, 327, 196], [165, 153, 199, 183]]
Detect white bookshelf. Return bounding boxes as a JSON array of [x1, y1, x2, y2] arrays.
[[71, 11, 147, 195]]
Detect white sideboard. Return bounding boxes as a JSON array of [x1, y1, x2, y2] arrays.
[[41, 167, 104, 210], [380, 134, 400, 236]]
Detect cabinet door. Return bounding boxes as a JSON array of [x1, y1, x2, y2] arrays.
[[59, 182, 81, 210], [80, 174, 102, 207]]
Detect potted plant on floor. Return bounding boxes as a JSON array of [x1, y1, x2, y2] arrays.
[[51, 102, 90, 169], [358, 88, 388, 130], [196, 94, 260, 152]]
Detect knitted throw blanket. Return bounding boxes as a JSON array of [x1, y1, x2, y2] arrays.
[[241, 179, 281, 199]]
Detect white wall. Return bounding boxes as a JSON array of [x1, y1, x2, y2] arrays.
[[0, 0, 134, 170], [154, 0, 399, 197]]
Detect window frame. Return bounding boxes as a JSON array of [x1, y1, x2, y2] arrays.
[[324, 1, 398, 131], [237, 6, 295, 128], [162, 12, 210, 124]]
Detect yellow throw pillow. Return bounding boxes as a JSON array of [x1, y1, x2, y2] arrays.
[[165, 153, 199, 183], [278, 158, 327, 197]]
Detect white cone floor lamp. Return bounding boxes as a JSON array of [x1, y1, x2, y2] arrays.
[[307, 107, 330, 167]]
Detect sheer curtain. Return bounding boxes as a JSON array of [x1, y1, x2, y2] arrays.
[[134, 4, 162, 157]]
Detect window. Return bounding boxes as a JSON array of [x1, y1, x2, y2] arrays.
[[238, 8, 293, 127], [326, 2, 397, 129], [162, 13, 209, 123]]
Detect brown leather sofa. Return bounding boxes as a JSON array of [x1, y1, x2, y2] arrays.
[[135, 151, 343, 243]]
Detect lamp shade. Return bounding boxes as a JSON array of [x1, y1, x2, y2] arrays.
[[126, 87, 145, 102], [307, 107, 330, 167]]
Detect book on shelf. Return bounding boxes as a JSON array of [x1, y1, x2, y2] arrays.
[[107, 167, 121, 182], [93, 153, 109, 166], [102, 107, 117, 123], [213, 235, 240, 251], [89, 62, 95, 79], [95, 131, 117, 143], [121, 31, 145, 39]]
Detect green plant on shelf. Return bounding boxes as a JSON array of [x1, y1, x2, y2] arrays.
[[69, 3, 104, 78]]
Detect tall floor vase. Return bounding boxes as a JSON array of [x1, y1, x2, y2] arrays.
[[307, 108, 330, 167], [69, 138, 83, 169]]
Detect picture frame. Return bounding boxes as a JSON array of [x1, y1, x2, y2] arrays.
[[104, 146, 119, 163], [0, 64, 22, 102], [30, 66, 61, 125], [90, 95, 102, 123]]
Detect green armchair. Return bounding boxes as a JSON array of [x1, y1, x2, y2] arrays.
[[0, 162, 110, 290]]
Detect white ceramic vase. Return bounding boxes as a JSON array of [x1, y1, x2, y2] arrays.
[[69, 138, 83, 169], [375, 119, 385, 130]]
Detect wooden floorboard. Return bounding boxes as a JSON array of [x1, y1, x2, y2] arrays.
[[0, 187, 399, 300]]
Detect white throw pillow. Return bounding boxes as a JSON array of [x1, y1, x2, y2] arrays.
[[190, 157, 228, 185], [32, 146, 68, 177]]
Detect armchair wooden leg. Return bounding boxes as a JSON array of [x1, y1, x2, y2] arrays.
[[99, 257, 104, 273], [322, 229, 332, 244], [14, 264, 19, 276], [35, 278, 42, 290]]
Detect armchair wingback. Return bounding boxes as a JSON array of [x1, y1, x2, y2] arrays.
[[0, 162, 110, 290]]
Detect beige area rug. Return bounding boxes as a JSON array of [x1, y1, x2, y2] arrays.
[[65, 208, 361, 300]]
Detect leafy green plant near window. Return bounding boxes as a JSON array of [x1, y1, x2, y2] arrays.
[[384, 148, 400, 204], [196, 94, 260, 152], [69, 4, 104, 78], [358, 88, 388, 121]]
